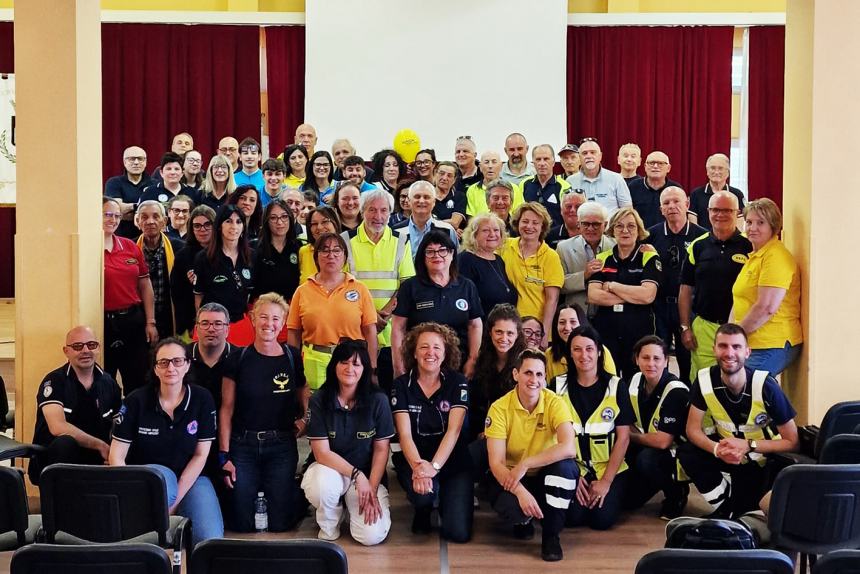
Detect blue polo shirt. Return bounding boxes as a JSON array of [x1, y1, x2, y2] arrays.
[[234, 169, 266, 195]]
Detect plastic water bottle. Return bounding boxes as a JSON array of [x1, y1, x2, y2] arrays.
[[254, 492, 268, 532]]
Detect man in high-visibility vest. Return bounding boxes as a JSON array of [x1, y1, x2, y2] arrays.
[[680, 323, 799, 518], [343, 188, 415, 392]]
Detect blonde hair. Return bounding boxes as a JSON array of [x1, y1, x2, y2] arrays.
[[511, 201, 553, 243], [200, 154, 237, 197], [461, 212, 508, 253], [606, 206, 649, 242], [744, 198, 782, 235], [252, 292, 289, 317]]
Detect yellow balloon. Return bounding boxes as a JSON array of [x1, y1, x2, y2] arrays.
[[393, 129, 421, 163]]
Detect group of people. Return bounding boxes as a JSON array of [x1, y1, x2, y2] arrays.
[[28, 125, 805, 561]]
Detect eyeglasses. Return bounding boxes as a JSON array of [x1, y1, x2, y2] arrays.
[[645, 160, 668, 167], [414, 160, 433, 167], [313, 162, 331, 169], [319, 247, 344, 256], [212, 166, 229, 173], [192, 221, 213, 230], [197, 320, 228, 330], [580, 221, 604, 229], [268, 214, 291, 224], [218, 147, 238, 153], [239, 146, 259, 153], [124, 156, 146, 163], [66, 341, 99, 351], [580, 137, 598, 145], [424, 247, 452, 258], [708, 208, 736, 215], [310, 218, 333, 228], [185, 158, 202, 164], [522, 328, 543, 339], [154, 357, 189, 369], [103, 212, 122, 220], [613, 224, 638, 233], [170, 208, 190, 215]]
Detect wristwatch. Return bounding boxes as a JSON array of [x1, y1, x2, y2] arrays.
[[748, 439, 758, 453], [431, 461, 442, 471]]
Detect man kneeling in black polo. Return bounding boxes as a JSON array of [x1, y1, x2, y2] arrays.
[[29, 326, 122, 485]]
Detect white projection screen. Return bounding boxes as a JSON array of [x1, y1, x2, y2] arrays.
[[305, 0, 568, 161]]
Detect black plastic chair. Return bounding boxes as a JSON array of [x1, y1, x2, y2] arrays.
[[190, 539, 349, 574], [769, 464, 860, 572], [821, 434, 860, 465], [635, 548, 794, 574], [0, 373, 12, 430], [11, 542, 172, 574], [39, 464, 191, 574], [813, 549, 860, 574], [0, 466, 40, 550], [0, 433, 43, 464]]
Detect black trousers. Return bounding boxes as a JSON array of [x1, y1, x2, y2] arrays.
[[623, 444, 684, 509], [677, 441, 768, 515], [566, 469, 629, 530], [104, 304, 150, 394], [377, 347, 393, 395], [488, 459, 578, 537], [593, 310, 654, 378], [28, 435, 104, 486]]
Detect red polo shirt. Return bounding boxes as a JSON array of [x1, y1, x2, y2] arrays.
[[104, 235, 149, 311]]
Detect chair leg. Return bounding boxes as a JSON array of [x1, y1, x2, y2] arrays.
[[800, 552, 808, 574], [172, 524, 189, 574]]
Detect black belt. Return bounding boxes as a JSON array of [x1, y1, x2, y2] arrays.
[[105, 304, 142, 319], [236, 429, 293, 441]]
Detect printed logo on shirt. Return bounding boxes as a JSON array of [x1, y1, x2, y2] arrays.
[[356, 429, 377, 440], [601, 407, 616, 422], [43, 384, 53, 398], [390, 396, 397, 406], [460, 388, 468, 402], [732, 254, 749, 265], [125, 258, 138, 265], [455, 298, 469, 311], [345, 290, 360, 302], [117, 404, 126, 425], [273, 372, 291, 393], [241, 268, 251, 280], [138, 427, 160, 436], [328, 431, 336, 439], [213, 275, 228, 284], [416, 300, 434, 310], [484, 416, 492, 428], [602, 267, 618, 274], [439, 400, 451, 413], [654, 260, 662, 272], [289, 253, 298, 265], [186, 420, 198, 435], [158, 193, 169, 203], [754, 412, 770, 427]]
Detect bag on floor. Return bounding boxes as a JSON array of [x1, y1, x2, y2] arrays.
[[665, 517, 758, 550]]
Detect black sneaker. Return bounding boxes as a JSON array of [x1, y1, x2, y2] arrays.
[[411, 508, 433, 534], [541, 534, 563, 562], [513, 521, 535, 540], [659, 483, 690, 521]]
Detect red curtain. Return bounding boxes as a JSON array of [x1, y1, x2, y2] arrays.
[[748, 26, 785, 208], [0, 22, 12, 73], [101, 24, 262, 182], [264, 26, 305, 159], [567, 26, 733, 191], [0, 23, 12, 296]]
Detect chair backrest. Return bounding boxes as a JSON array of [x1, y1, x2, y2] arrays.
[[39, 464, 170, 545], [0, 466, 29, 547], [817, 401, 860, 457], [11, 543, 171, 574], [768, 464, 860, 555], [0, 374, 10, 430], [635, 548, 794, 574], [812, 549, 860, 574], [821, 434, 860, 465], [190, 539, 349, 574]]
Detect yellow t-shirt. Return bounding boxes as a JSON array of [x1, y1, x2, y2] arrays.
[[499, 238, 564, 319], [484, 387, 573, 472], [732, 237, 803, 348], [283, 173, 305, 189], [544, 346, 617, 382], [298, 244, 317, 284]]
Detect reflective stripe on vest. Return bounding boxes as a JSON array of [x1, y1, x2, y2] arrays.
[[628, 373, 688, 434], [698, 367, 777, 464]]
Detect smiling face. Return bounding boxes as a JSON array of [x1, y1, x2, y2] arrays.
[[415, 152, 435, 179], [561, 193, 585, 229], [337, 186, 361, 219], [514, 357, 546, 403], [362, 195, 390, 235], [517, 209, 544, 242], [618, 146, 641, 173], [183, 151, 202, 175], [644, 152, 671, 182], [283, 189, 303, 219], [556, 307, 581, 343], [579, 141, 602, 174], [454, 140, 477, 172], [336, 353, 364, 387], [490, 319, 518, 356], [342, 163, 365, 186], [522, 318, 543, 348], [415, 331, 446, 374], [488, 187, 512, 220], [267, 204, 291, 238], [103, 200, 121, 234], [636, 343, 668, 385], [264, 169, 285, 194], [309, 210, 336, 241], [475, 219, 502, 252], [168, 200, 191, 231], [221, 212, 244, 242], [252, 302, 285, 343], [569, 334, 599, 375], [409, 185, 435, 218], [714, 332, 750, 376], [706, 155, 730, 187], [240, 144, 260, 171]]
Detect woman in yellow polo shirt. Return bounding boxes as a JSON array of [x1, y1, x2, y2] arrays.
[[730, 198, 802, 375], [287, 232, 378, 389], [499, 202, 564, 349]]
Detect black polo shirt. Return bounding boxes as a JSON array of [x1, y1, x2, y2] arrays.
[[522, 175, 566, 227], [550, 371, 634, 428], [199, 191, 229, 213], [105, 173, 152, 239], [188, 342, 233, 411], [457, 252, 517, 319], [588, 244, 662, 318], [112, 384, 217, 477], [455, 166, 482, 195], [390, 369, 471, 472], [624, 175, 643, 187], [645, 221, 707, 299], [627, 178, 682, 229], [193, 250, 253, 323], [138, 182, 201, 208], [171, 244, 203, 335], [222, 344, 305, 433], [394, 275, 483, 359], [630, 371, 689, 438], [689, 184, 745, 231], [679, 230, 752, 324], [690, 367, 796, 432], [545, 224, 576, 250], [251, 242, 301, 302], [433, 189, 467, 223], [33, 364, 122, 447], [306, 390, 395, 476]]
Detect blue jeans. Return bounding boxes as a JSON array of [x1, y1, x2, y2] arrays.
[[746, 342, 802, 376], [392, 452, 474, 543], [149, 464, 224, 547], [230, 432, 305, 532]]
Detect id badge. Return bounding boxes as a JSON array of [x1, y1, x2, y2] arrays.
[[613, 304, 624, 313]]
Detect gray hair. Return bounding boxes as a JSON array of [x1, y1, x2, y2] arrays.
[[136, 200, 166, 217], [561, 190, 586, 207], [484, 178, 514, 201], [709, 190, 739, 210], [408, 179, 436, 199], [197, 302, 230, 322], [360, 188, 394, 213], [577, 201, 609, 222]]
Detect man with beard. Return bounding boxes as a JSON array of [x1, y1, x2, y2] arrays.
[[28, 326, 122, 485], [679, 323, 798, 518], [500, 132, 535, 186], [566, 140, 631, 217]]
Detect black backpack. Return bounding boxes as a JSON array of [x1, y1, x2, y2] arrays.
[[665, 517, 758, 550]]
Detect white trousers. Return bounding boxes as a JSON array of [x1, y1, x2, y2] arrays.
[[301, 462, 391, 546]]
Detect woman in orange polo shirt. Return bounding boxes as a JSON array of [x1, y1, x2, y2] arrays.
[[287, 233, 378, 390], [730, 198, 802, 375]]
